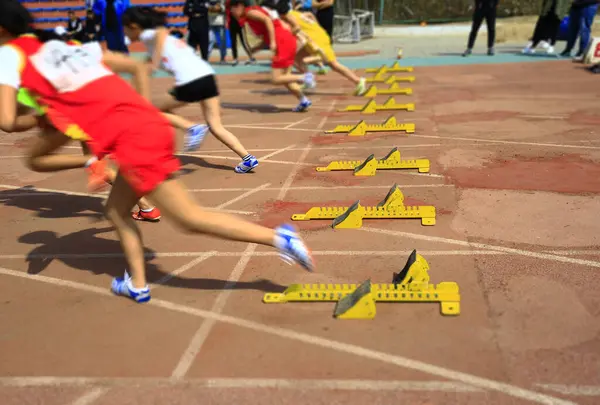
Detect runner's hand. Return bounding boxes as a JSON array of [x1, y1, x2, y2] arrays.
[[270, 43, 277, 53]]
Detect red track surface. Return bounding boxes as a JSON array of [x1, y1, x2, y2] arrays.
[[1, 61, 600, 405]]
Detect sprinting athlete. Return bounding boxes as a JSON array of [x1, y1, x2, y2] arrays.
[[281, 10, 367, 95], [0, 0, 314, 303], [229, 0, 315, 112], [122, 7, 259, 173]]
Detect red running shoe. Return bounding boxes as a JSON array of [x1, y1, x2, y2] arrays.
[[132, 208, 161, 222]]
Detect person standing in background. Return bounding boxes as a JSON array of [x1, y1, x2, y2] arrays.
[[462, 0, 499, 56], [184, 0, 210, 60], [66, 10, 84, 42], [208, 0, 227, 63], [83, 9, 101, 43], [313, 0, 334, 43], [93, 0, 129, 53], [226, 0, 256, 65], [561, 0, 599, 60], [522, 0, 571, 55]]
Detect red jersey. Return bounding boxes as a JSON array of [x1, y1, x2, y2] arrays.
[[6, 35, 169, 158], [240, 5, 292, 47]]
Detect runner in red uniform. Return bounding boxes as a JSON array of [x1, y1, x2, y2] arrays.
[[0, 0, 314, 303], [229, 0, 314, 112]]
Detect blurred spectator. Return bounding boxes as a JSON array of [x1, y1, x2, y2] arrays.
[[209, 0, 227, 63], [560, 0, 599, 60], [185, 0, 210, 60], [313, 0, 334, 43], [462, 0, 499, 56], [225, 0, 256, 65], [66, 10, 84, 42], [523, 0, 571, 55], [93, 0, 130, 53], [83, 9, 101, 43], [54, 26, 68, 39]]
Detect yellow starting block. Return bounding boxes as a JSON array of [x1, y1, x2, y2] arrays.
[[365, 61, 413, 74], [291, 183, 436, 228], [363, 83, 412, 98], [366, 73, 415, 83], [338, 97, 415, 114], [316, 147, 430, 176], [324, 116, 415, 137], [263, 250, 461, 319]]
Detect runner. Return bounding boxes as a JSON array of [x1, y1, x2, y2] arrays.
[[229, 0, 315, 112], [122, 7, 259, 173], [0, 0, 315, 303], [280, 9, 367, 95]]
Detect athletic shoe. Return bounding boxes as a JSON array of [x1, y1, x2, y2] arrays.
[[293, 99, 312, 112], [355, 77, 367, 96], [132, 207, 161, 222], [573, 54, 584, 62], [245, 58, 257, 65], [303, 72, 316, 89], [87, 159, 110, 192], [234, 155, 259, 173], [232, 59, 239, 66], [462, 48, 472, 57], [488, 47, 495, 56], [111, 271, 151, 303], [317, 66, 328, 75], [184, 124, 209, 152], [274, 224, 314, 272]]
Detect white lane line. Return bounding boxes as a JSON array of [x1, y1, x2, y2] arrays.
[[284, 116, 312, 129], [69, 388, 108, 405], [215, 183, 270, 209], [359, 227, 600, 269], [537, 384, 600, 396], [0, 376, 481, 392], [170, 244, 257, 379], [259, 144, 297, 160], [2, 249, 600, 261], [0, 266, 575, 405], [150, 252, 217, 289]]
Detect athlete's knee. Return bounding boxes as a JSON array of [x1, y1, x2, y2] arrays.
[[24, 155, 42, 172]]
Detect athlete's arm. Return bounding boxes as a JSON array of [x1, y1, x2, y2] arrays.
[[101, 50, 151, 101], [150, 27, 169, 72], [281, 12, 301, 35], [246, 9, 276, 52], [0, 46, 38, 133]]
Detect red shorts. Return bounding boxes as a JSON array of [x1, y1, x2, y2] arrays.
[[272, 27, 297, 69], [47, 108, 180, 197]]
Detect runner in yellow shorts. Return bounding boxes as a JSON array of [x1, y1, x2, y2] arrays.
[[280, 10, 367, 95]]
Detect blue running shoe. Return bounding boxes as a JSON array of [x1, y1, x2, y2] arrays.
[[274, 224, 314, 272], [293, 99, 312, 112], [111, 271, 151, 303], [184, 124, 209, 152], [235, 155, 259, 173]]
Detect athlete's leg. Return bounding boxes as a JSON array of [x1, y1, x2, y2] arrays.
[[147, 176, 313, 272], [26, 127, 92, 172], [105, 172, 151, 301], [155, 95, 208, 152], [200, 96, 258, 173]]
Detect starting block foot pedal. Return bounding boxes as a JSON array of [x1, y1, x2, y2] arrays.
[[333, 279, 376, 319]]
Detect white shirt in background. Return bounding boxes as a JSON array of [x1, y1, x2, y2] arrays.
[[139, 29, 215, 86]]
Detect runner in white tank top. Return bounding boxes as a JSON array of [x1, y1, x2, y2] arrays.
[[123, 6, 259, 178]]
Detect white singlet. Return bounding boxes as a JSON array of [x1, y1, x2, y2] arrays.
[[139, 29, 215, 87]]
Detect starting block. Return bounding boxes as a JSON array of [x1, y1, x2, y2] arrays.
[[362, 83, 412, 98], [324, 116, 415, 137], [366, 61, 413, 74], [366, 73, 415, 83], [316, 147, 430, 176], [291, 183, 436, 228], [262, 250, 461, 319], [338, 97, 415, 114]]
